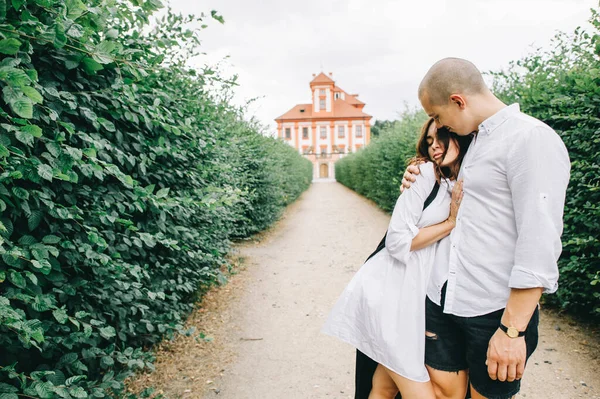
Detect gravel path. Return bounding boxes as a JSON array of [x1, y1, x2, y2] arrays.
[[130, 182, 599, 399]]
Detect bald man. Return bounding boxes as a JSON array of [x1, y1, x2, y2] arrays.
[[402, 58, 570, 399]]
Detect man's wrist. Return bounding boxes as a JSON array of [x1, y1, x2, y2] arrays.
[[498, 322, 526, 338]]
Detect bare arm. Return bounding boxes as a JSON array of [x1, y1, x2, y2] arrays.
[[487, 288, 543, 382]]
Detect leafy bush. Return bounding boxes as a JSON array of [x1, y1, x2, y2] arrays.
[[490, 7, 600, 321], [0, 1, 311, 398], [335, 109, 427, 212]]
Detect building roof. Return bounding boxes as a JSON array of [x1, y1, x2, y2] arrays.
[[310, 72, 335, 85], [275, 99, 371, 121], [275, 104, 314, 120]]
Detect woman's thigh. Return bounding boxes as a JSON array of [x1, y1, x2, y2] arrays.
[[382, 365, 436, 399]]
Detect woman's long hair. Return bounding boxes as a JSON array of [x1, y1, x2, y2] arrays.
[[411, 118, 472, 182]]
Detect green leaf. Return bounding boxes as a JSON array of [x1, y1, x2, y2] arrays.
[[0, 38, 21, 55], [42, 235, 61, 244], [0, 393, 19, 399], [65, 375, 85, 386], [37, 164, 53, 181], [0, 67, 30, 87], [69, 387, 88, 398], [22, 86, 43, 104], [156, 187, 170, 198], [8, 270, 26, 288], [15, 130, 34, 146], [0, 271, 5, 283], [35, 381, 55, 398], [65, 0, 86, 20], [93, 41, 116, 64], [25, 69, 37, 82], [0, 144, 9, 158], [9, 96, 33, 119], [81, 57, 103, 74], [28, 210, 43, 231], [12, 186, 29, 200], [11, 0, 24, 10], [53, 308, 69, 324], [21, 124, 43, 137], [53, 22, 67, 48], [97, 118, 115, 132], [82, 148, 96, 158], [99, 326, 116, 339], [24, 271, 38, 285], [0, 383, 17, 394]]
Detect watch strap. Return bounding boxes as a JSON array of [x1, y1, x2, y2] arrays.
[[499, 322, 526, 337]]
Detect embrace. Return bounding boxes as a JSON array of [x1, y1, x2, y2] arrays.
[[322, 58, 571, 399]]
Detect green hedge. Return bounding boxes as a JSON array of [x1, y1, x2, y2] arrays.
[[490, 8, 600, 321], [335, 109, 427, 212], [337, 8, 600, 322], [0, 1, 312, 398]]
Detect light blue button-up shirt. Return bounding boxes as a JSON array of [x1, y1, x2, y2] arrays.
[[427, 104, 571, 317]]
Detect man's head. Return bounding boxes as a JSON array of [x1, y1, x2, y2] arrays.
[[418, 58, 489, 135]]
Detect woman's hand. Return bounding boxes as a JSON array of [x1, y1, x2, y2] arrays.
[[447, 180, 464, 226]]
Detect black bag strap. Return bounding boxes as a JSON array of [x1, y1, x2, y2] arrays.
[[364, 181, 440, 263]]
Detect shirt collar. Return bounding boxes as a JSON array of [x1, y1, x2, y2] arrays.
[[477, 103, 520, 135]]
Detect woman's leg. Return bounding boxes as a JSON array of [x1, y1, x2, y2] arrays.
[[369, 365, 399, 399], [382, 365, 436, 399]]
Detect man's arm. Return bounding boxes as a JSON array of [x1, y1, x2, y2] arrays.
[[487, 126, 570, 383]]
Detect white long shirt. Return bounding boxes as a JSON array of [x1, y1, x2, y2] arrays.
[[427, 104, 571, 317]]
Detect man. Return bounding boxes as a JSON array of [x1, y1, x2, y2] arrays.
[[401, 58, 570, 399]]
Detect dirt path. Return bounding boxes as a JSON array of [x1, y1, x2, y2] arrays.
[[129, 182, 599, 399]]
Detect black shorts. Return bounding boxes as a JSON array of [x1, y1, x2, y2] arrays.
[[425, 296, 539, 399]]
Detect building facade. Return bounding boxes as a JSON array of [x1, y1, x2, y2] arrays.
[[275, 72, 372, 180]]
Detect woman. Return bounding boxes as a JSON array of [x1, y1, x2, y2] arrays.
[[322, 118, 472, 399]]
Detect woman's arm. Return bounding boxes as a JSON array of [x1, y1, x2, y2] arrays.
[[410, 180, 463, 251], [386, 163, 436, 263]]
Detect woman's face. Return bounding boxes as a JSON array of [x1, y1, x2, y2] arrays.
[[426, 123, 459, 167]]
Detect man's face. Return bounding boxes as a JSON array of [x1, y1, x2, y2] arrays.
[[420, 92, 475, 136]]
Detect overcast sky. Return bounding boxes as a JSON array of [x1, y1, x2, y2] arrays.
[[166, 0, 597, 134]]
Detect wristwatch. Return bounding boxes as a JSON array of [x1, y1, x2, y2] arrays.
[[499, 322, 526, 338]]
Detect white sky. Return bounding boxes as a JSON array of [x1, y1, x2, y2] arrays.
[[166, 0, 597, 134]]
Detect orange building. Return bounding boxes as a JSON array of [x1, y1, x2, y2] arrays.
[[275, 72, 372, 180]]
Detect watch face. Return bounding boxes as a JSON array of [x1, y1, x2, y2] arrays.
[[507, 327, 519, 338]]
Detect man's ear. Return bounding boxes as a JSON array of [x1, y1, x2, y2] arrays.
[[449, 94, 467, 110]]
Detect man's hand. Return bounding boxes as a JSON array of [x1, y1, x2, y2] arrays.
[[400, 164, 421, 192], [486, 329, 527, 382]]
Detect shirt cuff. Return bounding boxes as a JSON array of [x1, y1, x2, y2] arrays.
[[508, 265, 559, 294]]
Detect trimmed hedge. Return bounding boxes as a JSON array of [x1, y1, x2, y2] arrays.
[[337, 8, 600, 323], [0, 1, 311, 398]]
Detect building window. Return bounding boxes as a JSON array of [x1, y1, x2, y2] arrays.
[[334, 92, 340, 100], [285, 128, 291, 139], [319, 99, 326, 110], [320, 146, 327, 155], [302, 127, 309, 139], [339, 145, 346, 153], [338, 126, 345, 138], [320, 126, 327, 139], [356, 144, 363, 151], [355, 125, 363, 137], [320, 89, 326, 95]]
